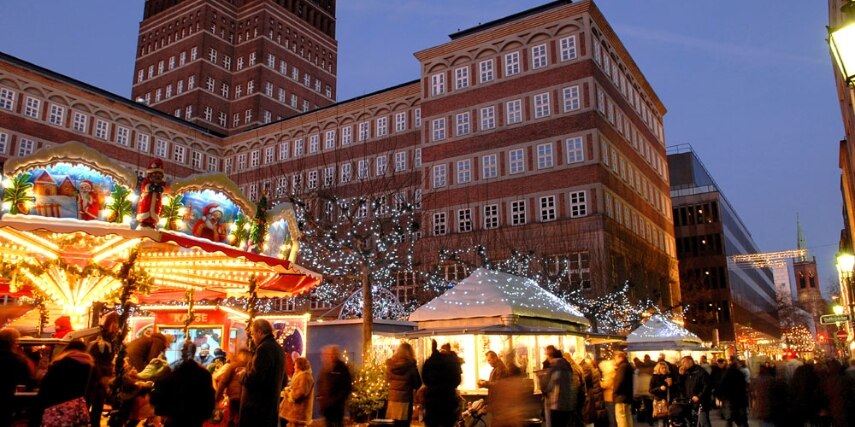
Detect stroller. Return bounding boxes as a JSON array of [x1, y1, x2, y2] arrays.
[[666, 398, 692, 427]]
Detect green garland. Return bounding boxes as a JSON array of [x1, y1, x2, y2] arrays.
[[248, 191, 269, 254]]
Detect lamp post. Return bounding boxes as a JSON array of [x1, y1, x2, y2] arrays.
[[829, 1, 855, 86], [836, 252, 855, 351]]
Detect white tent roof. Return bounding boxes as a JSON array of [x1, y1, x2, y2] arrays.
[[625, 315, 704, 348], [409, 268, 589, 326]]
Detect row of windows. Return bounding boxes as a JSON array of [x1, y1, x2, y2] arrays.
[[431, 85, 582, 142], [431, 191, 588, 236], [137, 47, 198, 82], [672, 202, 720, 227], [681, 266, 728, 291], [429, 35, 579, 98], [0, 87, 219, 172], [138, 12, 202, 56], [591, 34, 664, 145], [675, 234, 723, 258], [0, 129, 38, 157], [430, 136, 585, 188], [600, 139, 670, 219], [603, 190, 673, 257], [225, 108, 423, 173], [595, 85, 668, 181]]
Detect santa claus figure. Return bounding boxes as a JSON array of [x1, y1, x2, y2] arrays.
[[77, 179, 102, 221], [192, 203, 227, 242], [136, 158, 167, 228]]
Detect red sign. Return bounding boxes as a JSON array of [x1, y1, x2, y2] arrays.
[[836, 329, 849, 342]]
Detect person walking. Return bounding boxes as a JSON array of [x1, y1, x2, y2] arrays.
[[716, 356, 749, 427], [150, 340, 216, 427], [215, 347, 250, 427], [581, 356, 607, 427], [612, 351, 634, 427], [86, 311, 118, 427], [0, 327, 34, 427], [385, 342, 422, 427], [32, 340, 94, 426], [538, 345, 582, 427], [678, 356, 711, 427], [648, 361, 674, 427], [599, 358, 617, 427], [421, 340, 462, 427], [240, 318, 286, 427], [280, 356, 315, 427], [317, 345, 353, 427]]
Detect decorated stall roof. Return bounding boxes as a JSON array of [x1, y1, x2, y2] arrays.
[[0, 143, 320, 327], [409, 268, 589, 328], [625, 315, 706, 351]]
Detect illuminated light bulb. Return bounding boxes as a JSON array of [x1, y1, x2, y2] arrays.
[[105, 196, 114, 205], [129, 193, 139, 203]]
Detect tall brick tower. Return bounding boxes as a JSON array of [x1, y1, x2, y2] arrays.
[[132, 0, 337, 135], [793, 216, 825, 318]]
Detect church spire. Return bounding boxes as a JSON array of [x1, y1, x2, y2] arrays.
[[796, 213, 808, 262]]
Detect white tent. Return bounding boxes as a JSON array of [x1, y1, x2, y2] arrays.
[[409, 268, 589, 330], [625, 315, 706, 351]]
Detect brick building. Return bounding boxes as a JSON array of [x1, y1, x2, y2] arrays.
[[0, 0, 679, 315]]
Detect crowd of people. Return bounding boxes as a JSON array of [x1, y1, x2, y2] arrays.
[[6, 317, 855, 427]]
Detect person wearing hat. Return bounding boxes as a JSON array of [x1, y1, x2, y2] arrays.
[[137, 158, 167, 228], [192, 202, 227, 242], [77, 179, 102, 221]]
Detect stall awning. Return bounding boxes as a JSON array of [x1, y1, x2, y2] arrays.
[[625, 315, 705, 351]]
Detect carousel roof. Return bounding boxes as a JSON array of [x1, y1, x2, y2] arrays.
[[625, 315, 705, 351], [409, 268, 589, 326]]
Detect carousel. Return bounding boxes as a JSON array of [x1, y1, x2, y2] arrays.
[[0, 142, 320, 358]]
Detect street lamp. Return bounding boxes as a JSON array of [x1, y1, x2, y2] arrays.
[[829, 1, 855, 86], [836, 251, 855, 345]]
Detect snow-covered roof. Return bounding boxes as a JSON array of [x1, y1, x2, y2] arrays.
[[625, 315, 704, 349], [409, 268, 589, 326]]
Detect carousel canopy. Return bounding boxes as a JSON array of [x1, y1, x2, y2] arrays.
[[409, 268, 589, 327], [625, 315, 706, 351]]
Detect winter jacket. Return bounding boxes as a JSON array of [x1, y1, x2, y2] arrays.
[[613, 359, 634, 404], [539, 357, 580, 411], [716, 363, 748, 408], [239, 334, 286, 427], [679, 364, 711, 406], [317, 359, 353, 413], [386, 354, 421, 403], [151, 359, 215, 427], [126, 333, 171, 372], [581, 359, 607, 425], [422, 350, 462, 427], [32, 350, 94, 426], [282, 368, 314, 425], [649, 373, 673, 401]]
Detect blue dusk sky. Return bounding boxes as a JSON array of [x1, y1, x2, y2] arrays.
[[0, 1, 843, 293]]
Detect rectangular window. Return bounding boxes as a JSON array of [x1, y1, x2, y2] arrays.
[[478, 60, 495, 84], [72, 112, 87, 133], [309, 135, 320, 153], [482, 154, 498, 179], [457, 209, 472, 233], [511, 200, 526, 225], [504, 51, 520, 76], [245, 109, 252, 124], [24, 97, 40, 118], [537, 143, 554, 169], [456, 112, 470, 136], [95, 120, 110, 140], [0, 132, 7, 153], [509, 148, 525, 174], [173, 145, 186, 163], [395, 112, 407, 132], [48, 104, 64, 125], [560, 36, 578, 61], [431, 73, 445, 96], [263, 111, 271, 124], [116, 127, 129, 146], [376, 117, 388, 136], [340, 163, 352, 183], [455, 66, 469, 90], [376, 156, 387, 176], [209, 48, 217, 63], [279, 142, 289, 160], [136, 134, 150, 153], [456, 159, 471, 184], [341, 126, 352, 145], [17, 138, 34, 157], [358, 121, 370, 141], [432, 118, 446, 141], [247, 80, 255, 94], [540, 195, 557, 222], [276, 177, 288, 196], [358, 159, 369, 179], [569, 190, 587, 217], [534, 92, 551, 118], [480, 106, 495, 130], [250, 150, 260, 168], [267, 53, 275, 68], [177, 80, 184, 94], [323, 166, 335, 187], [484, 204, 499, 229], [0, 88, 15, 110], [180, 51, 187, 65], [294, 139, 304, 157], [237, 153, 247, 170], [414, 148, 422, 168], [325, 130, 336, 150], [307, 170, 318, 189], [249, 52, 256, 65], [432, 164, 447, 188], [223, 56, 230, 70], [265, 82, 273, 97], [415, 108, 422, 128], [291, 174, 302, 194], [188, 76, 195, 89], [506, 99, 522, 124], [137, 69, 144, 83], [192, 151, 203, 169], [394, 151, 407, 172], [224, 158, 233, 174], [563, 85, 581, 112], [263, 146, 275, 164], [531, 44, 548, 69], [566, 137, 584, 164], [203, 106, 212, 121], [433, 212, 447, 236]]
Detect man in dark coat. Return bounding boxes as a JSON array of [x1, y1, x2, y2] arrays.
[[421, 340, 462, 427], [317, 345, 353, 427], [151, 340, 215, 427], [126, 331, 172, 372], [240, 318, 286, 427], [612, 351, 634, 427], [716, 356, 749, 427], [0, 327, 34, 427], [679, 356, 712, 427], [385, 342, 422, 427]]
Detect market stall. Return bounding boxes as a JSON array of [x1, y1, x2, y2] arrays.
[[406, 268, 594, 393], [625, 315, 710, 363], [0, 142, 321, 334]]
